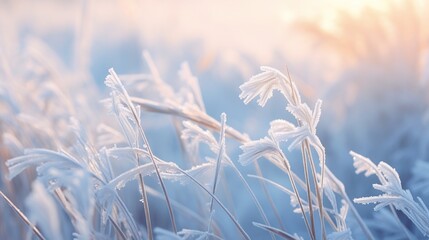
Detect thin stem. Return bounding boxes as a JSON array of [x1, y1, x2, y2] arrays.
[[254, 163, 286, 231], [132, 148, 226, 237], [177, 169, 250, 240], [249, 174, 337, 231], [304, 142, 326, 240], [209, 113, 227, 212], [0, 190, 46, 240], [342, 191, 375, 240], [108, 215, 127, 240], [301, 144, 316, 238], [253, 222, 299, 240], [138, 172, 153, 240], [114, 192, 141, 239], [226, 156, 275, 240], [111, 95, 152, 239], [277, 148, 315, 240]]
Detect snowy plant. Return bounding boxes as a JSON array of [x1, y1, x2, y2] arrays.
[[351, 151, 429, 238], [238, 66, 371, 240]]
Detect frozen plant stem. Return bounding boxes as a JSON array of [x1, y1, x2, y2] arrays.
[[303, 141, 326, 240], [209, 113, 227, 213], [254, 164, 286, 230], [341, 190, 375, 240], [177, 169, 250, 240], [138, 167, 153, 239], [131, 92, 178, 236], [111, 95, 153, 239], [249, 174, 337, 230], [286, 68, 326, 240], [109, 156, 144, 239], [276, 145, 315, 240], [108, 69, 177, 236], [0, 190, 46, 240], [300, 143, 316, 238], [108, 215, 127, 240]]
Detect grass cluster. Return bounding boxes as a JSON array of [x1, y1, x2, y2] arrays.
[[1, 52, 429, 239]]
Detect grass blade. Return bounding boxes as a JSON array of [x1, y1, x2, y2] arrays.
[[0, 190, 46, 240], [209, 113, 227, 212]]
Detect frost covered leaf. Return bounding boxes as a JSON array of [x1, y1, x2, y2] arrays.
[[270, 117, 325, 163], [238, 137, 282, 166], [105, 161, 179, 190], [106, 146, 219, 186], [350, 151, 379, 177], [286, 100, 322, 132], [269, 100, 325, 165], [168, 161, 216, 186], [6, 146, 96, 239], [104, 156, 217, 191], [311, 100, 322, 131], [269, 119, 308, 151], [270, 119, 296, 134], [355, 195, 404, 212], [6, 148, 80, 180], [239, 66, 301, 107], [373, 162, 402, 194], [286, 103, 312, 127]]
